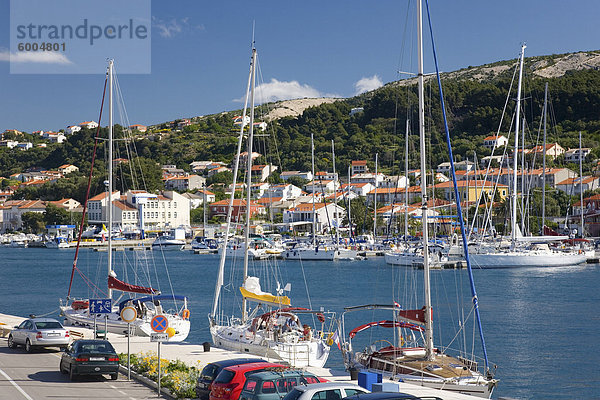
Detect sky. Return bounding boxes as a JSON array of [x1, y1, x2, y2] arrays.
[[1, 0, 599, 133]]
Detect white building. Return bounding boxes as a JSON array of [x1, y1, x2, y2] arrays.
[[283, 202, 346, 234], [79, 121, 99, 129], [565, 148, 592, 163], [66, 125, 82, 134], [0, 140, 18, 149], [304, 179, 337, 194], [263, 184, 303, 200], [87, 190, 190, 232], [16, 142, 33, 150], [483, 135, 509, 149], [164, 174, 206, 191], [280, 171, 313, 182]]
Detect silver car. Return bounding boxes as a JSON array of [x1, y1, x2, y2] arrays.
[[8, 318, 70, 352], [283, 382, 369, 400]]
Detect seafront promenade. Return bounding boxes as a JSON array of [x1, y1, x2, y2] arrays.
[[0, 313, 477, 400]]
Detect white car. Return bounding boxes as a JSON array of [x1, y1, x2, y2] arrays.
[[8, 318, 70, 352], [283, 382, 369, 400]]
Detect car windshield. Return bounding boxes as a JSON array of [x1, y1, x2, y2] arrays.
[[200, 364, 220, 380], [78, 342, 115, 353], [35, 321, 63, 329], [214, 369, 236, 384]]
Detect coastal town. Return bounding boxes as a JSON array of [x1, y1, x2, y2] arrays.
[[2, 122, 599, 241]]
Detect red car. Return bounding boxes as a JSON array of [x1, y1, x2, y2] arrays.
[[209, 362, 287, 400]]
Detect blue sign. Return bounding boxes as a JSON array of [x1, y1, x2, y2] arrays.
[[89, 298, 112, 314], [151, 315, 168, 333]]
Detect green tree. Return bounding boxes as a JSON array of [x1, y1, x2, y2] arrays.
[[44, 204, 71, 226], [21, 212, 45, 233]]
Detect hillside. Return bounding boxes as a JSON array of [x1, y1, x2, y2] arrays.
[[3, 50, 600, 203]]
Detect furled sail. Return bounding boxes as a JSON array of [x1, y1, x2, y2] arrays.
[[240, 276, 291, 307], [108, 276, 159, 295]]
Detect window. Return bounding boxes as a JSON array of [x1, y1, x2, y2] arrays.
[[174, 212, 177, 218], [312, 390, 342, 400], [214, 369, 235, 384], [261, 381, 276, 394], [243, 380, 258, 393], [344, 389, 366, 397]]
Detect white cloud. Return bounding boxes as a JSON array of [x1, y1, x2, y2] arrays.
[[235, 78, 333, 103], [354, 75, 383, 95], [152, 17, 203, 38], [153, 17, 182, 38], [0, 49, 72, 64]]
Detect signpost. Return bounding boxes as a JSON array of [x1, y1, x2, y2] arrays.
[[89, 298, 111, 338], [150, 315, 169, 396], [120, 306, 137, 381]]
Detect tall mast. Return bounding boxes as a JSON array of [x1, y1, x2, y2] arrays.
[[404, 119, 409, 239], [211, 45, 254, 321], [242, 47, 257, 323], [579, 131, 584, 238], [108, 59, 114, 300], [373, 153, 378, 241], [311, 132, 316, 247], [347, 166, 352, 238], [542, 83, 548, 231], [332, 140, 339, 249], [511, 44, 526, 246], [520, 116, 526, 234], [417, 0, 433, 360]]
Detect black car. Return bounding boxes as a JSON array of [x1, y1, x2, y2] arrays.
[[196, 357, 265, 400], [343, 393, 442, 400], [59, 339, 120, 381]]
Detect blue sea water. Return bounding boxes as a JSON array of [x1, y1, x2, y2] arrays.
[[0, 246, 598, 399]]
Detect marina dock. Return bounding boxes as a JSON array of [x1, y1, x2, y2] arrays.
[[0, 312, 478, 400]]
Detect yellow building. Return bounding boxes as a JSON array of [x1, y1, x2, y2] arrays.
[[433, 180, 508, 203]]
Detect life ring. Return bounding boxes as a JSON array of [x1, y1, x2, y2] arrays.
[[182, 309, 190, 319]]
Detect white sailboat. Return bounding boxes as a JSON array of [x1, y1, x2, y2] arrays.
[[468, 45, 586, 269], [282, 133, 340, 261], [342, 2, 496, 397], [209, 46, 333, 367], [60, 60, 190, 341]]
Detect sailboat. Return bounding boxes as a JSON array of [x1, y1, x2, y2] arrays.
[[60, 60, 190, 341], [467, 45, 586, 269], [342, 1, 496, 397], [209, 45, 334, 367]]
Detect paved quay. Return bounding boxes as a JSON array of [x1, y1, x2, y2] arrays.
[[0, 313, 476, 400]]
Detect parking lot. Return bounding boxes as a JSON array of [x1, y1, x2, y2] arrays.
[[0, 338, 166, 400]]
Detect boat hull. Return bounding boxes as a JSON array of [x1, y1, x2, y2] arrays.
[[210, 324, 329, 368], [282, 247, 338, 261], [468, 252, 587, 268], [61, 306, 190, 342]]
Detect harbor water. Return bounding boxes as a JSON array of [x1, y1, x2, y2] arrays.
[[0, 246, 598, 399]]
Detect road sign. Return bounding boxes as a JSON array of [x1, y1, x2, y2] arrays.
[[150, 315, 168, 333], [150, 332, 169, 342], [120, 306, 137, 323], [89, 299, 112, 314]]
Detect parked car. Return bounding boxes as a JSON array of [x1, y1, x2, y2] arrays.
[[210, 362, 287, 400], [343, 392, 442, 400], [59, 339, 120, 381], [7, 317, 70, 352], [238, 370, 323, 400], [283, 382, 369, 400], [197, 358, 266, 400]]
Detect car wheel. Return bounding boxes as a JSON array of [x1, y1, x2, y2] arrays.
[[7, 335, 16, 349], [69, 365, 77, 381], [111, 373, 118, 380], [59, 361, 67, 374], [25, 339, 32, 353]]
